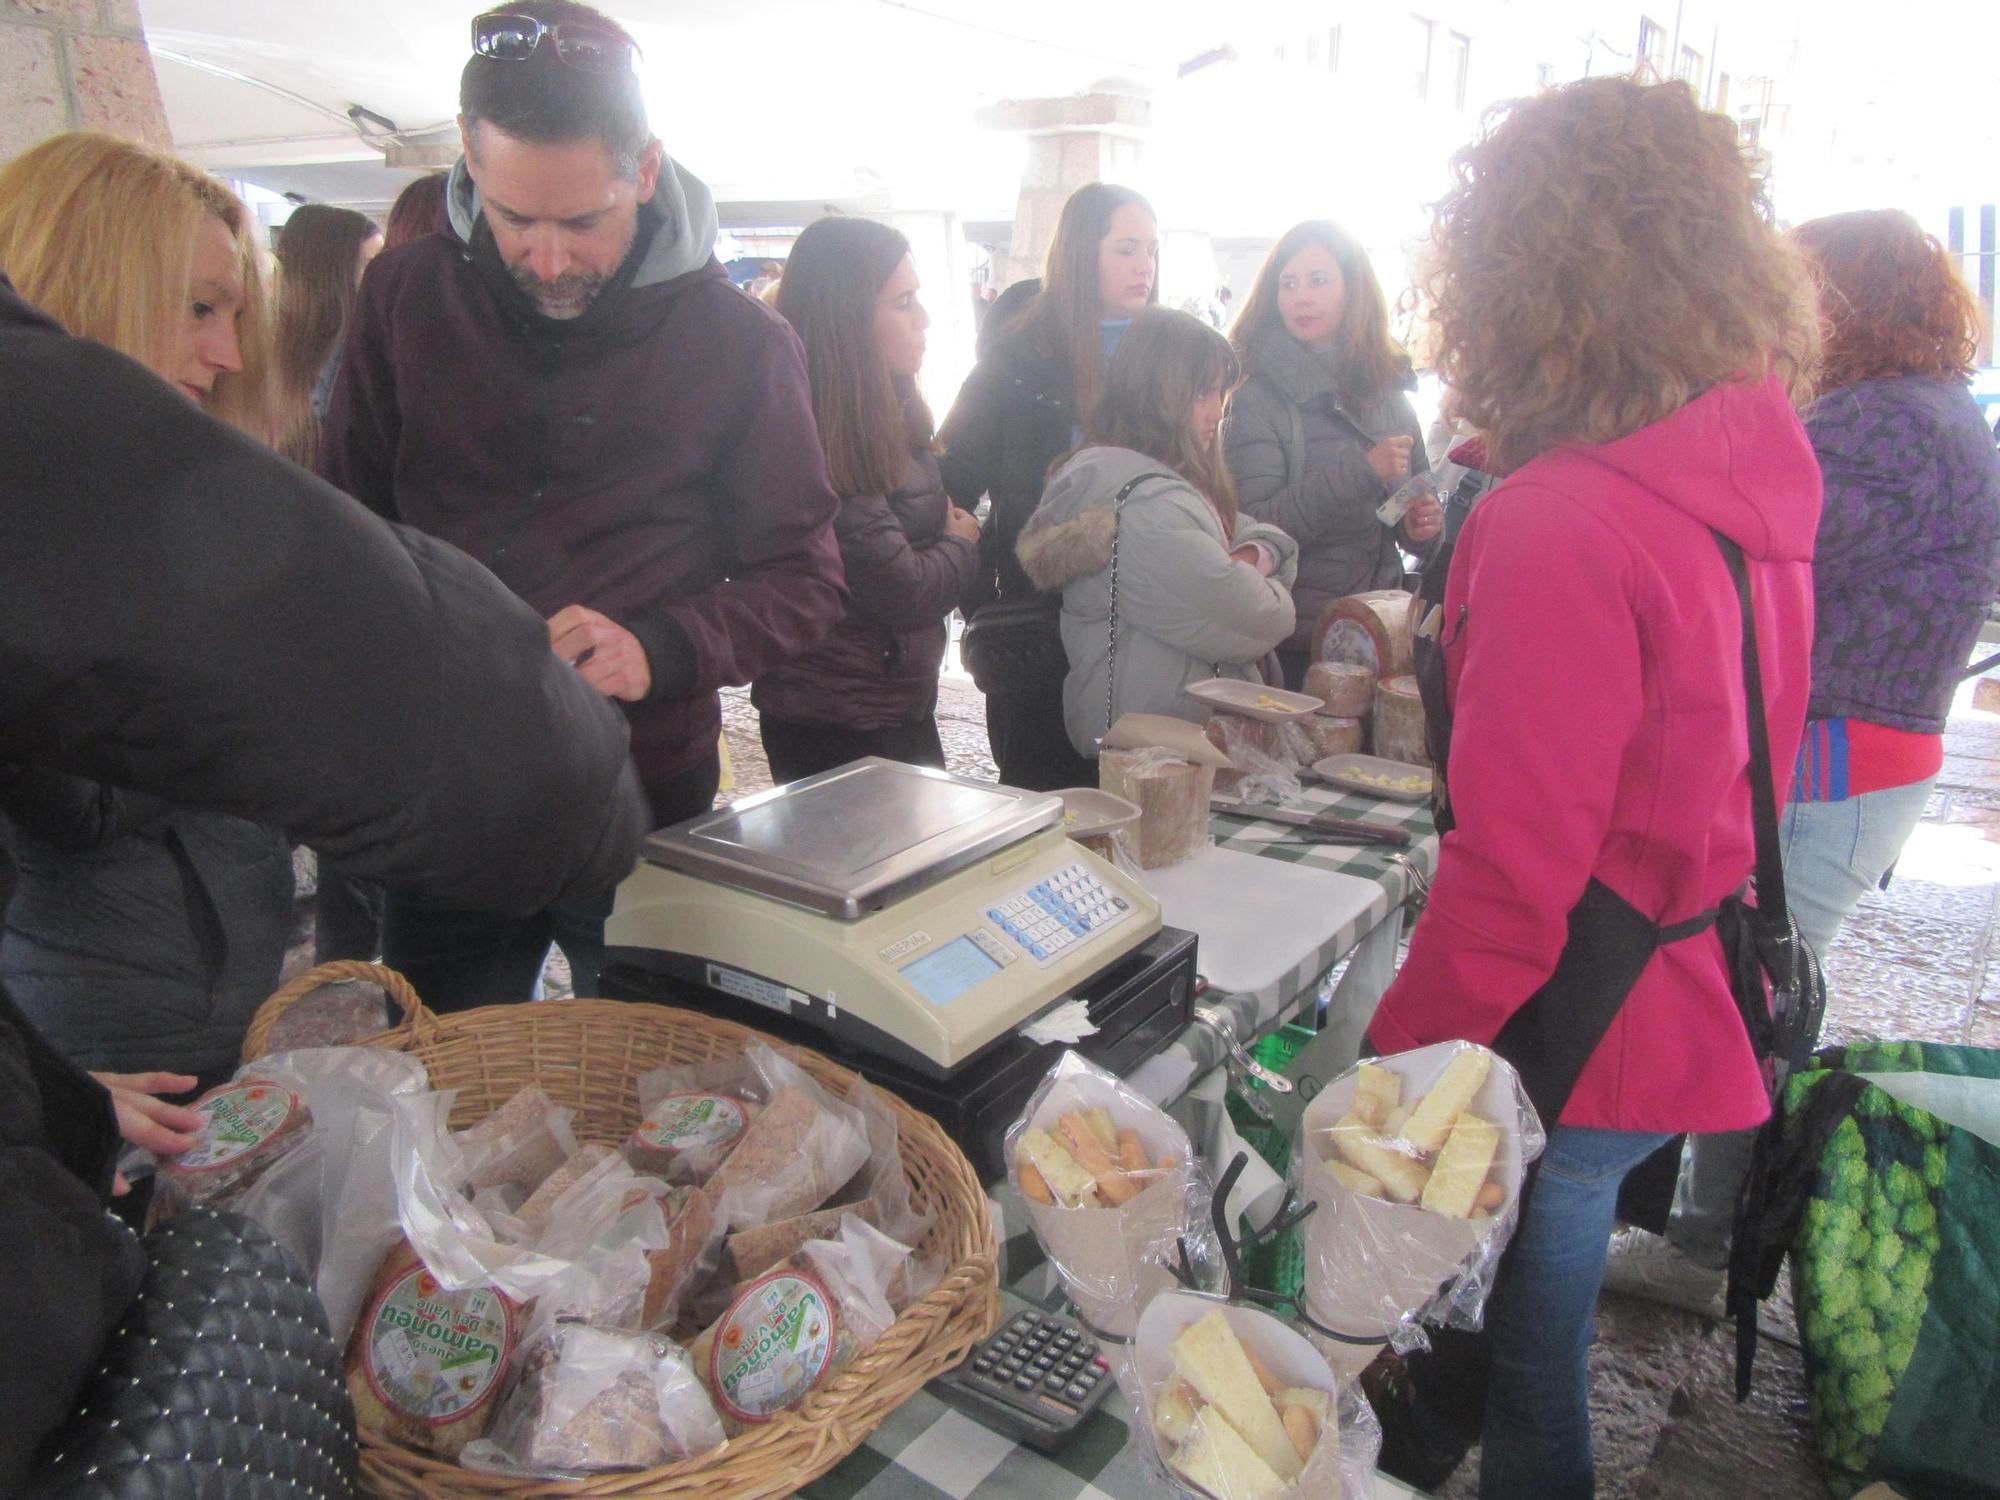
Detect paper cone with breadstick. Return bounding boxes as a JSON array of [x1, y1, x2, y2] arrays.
[[1295, 1042, 1544, 1377], [1005, 1051, 1218, 1337], [1131, 1293, 1381, 1500]]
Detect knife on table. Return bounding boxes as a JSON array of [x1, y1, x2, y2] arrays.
[[1210, 798, 1411, 847]]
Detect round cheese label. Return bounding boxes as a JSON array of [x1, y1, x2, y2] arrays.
[[363, 1265, 515, 1427], [707, 1269, 840, 1424], [630, 1091, 749, 1159], [168, 1082, 303, 1174]]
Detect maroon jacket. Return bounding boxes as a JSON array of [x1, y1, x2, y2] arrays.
[[320, 159, 846, 795], [752, 420, 976, 732]]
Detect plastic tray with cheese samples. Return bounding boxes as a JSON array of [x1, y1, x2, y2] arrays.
[[1296, 1043, 1545, 1377], [1132, 1294, 1381, 1500], [1005, 1049, 1217, 1338], [1308, 753, 1433, 803], [1185, 678, 1325, 724]]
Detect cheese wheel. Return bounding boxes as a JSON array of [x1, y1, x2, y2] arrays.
[[1302, 660, 1376, 716], [1314, 590, 1415, 681], [1099, 750, 1214, 868], [1299, 713, 1365, 760], [1371, 675, 1429, 766]]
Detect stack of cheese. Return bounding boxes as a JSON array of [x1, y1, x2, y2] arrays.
[[1153, 1310, 1332, 1500], [1016, 1107, 1174, 1208], [1319, 1051, 1506, 1220]]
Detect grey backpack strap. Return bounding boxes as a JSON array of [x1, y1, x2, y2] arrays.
[[1103, 471, 1179, 740]]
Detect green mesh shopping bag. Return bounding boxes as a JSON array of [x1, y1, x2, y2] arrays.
[[1776, 1042, 2000, 1498]]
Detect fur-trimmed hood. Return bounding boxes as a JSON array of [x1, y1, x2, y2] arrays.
[[1016, 447, 1185, 592]]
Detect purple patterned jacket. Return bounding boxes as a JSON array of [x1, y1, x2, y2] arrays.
[[1804, 373, 2000, 732]]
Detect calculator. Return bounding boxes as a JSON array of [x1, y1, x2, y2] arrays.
[[931, 1309, 1115, 1451]]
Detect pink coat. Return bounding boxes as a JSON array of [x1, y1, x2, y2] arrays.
[[1370, 378, 1821, 1133]]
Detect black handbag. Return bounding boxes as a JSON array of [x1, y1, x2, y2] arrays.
[[958, 595, 1067, 698], [26, 1205, 357, 1499]]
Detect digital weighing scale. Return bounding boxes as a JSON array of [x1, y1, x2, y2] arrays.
[[600, 759, 1198, 1178]]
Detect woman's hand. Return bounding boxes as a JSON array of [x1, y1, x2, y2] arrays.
[[1367, 435, 1414, 486], [1401, 494, 1446, 545], [91, 1069, 203, 1195], [944, 505, 981, 544]]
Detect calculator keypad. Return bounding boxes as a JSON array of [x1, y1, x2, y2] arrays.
[[983, 863, 1133, 964], [965, 1311, 1110, 1418]]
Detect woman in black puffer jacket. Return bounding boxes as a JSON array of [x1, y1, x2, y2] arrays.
[[753, 216, 982, 781]]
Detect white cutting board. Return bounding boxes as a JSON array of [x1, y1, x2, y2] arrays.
[[1137, 844, 1386, 998]]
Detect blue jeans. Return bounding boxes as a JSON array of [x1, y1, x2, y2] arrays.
[[1778, 777, 1935, 959], [1478, 1125, 1674, 1500]]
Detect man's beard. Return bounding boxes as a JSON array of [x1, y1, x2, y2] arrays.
[[508, 263, 610, 320]]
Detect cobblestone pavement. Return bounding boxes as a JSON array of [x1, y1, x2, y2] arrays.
[[287, 656, 1999, 1497]]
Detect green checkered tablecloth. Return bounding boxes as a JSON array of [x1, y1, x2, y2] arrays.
[[804, 786, 1439, 1499]]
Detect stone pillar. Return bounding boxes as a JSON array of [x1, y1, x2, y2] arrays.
[[1, 0, 170, 164], [976, 88, 1152, 291]]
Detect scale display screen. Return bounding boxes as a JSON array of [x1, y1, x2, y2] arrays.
[[900, 935, 1000, 1007]]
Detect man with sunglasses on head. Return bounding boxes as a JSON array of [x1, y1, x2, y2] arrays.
[[321, 0, 847, 1011]]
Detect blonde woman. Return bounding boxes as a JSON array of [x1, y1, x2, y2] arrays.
[[0, 132, 292, 1093]]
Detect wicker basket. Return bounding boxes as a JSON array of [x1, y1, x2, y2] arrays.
[[328, 986, 999, 1499], [242, 960, 427, 1062]]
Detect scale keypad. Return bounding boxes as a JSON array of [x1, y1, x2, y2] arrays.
[[984, 862, 1132, 964]]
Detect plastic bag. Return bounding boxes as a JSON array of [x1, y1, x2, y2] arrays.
[[1130, 1292, 1380, 1500], [701, 1044, 871, 1233], [459, 1322, 725, 1477], [626, 1055, 765, 1184], [153, 1062, 319, 1220], [687, 1214, 912, 1434], [224, 1046, 432, 1343], [1206, 713, 1304, 803], [1100, 745, 1215, 869], [1295, 1042, 1545, 1377], [455, 1084, 578, 1202], [1005, 1050, 1220, 1338]]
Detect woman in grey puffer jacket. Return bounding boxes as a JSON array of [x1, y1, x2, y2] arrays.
[[1018, 309, 1298, 757], [1223, 221, 1444, 686]]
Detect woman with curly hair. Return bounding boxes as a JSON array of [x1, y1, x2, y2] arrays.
[[1223, 220, 1444, 686], [1361, 79, 1821, 1497], [1781, 210, 2000, 956]]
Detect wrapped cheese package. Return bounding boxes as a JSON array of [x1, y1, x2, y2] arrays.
[[1004, 1051, 1220, 1338], [1131, 1294, 1380, 1500], [1370, 676, 1429, 767], [624, 1053, 766, 1184], [1301, 662, 1376, 718], [1100, 748, 1214, 869], [1294, 1043, 1545, 1378], [1312, 590, 1414, 682], [459, 1322, 724, 1478]]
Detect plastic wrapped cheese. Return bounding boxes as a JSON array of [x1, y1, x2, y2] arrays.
[[1302, 662, 1376, 717], [1314, 591, 1414, 682], [1100, 748, 1214, 869], [1370, 676, 1428, 766]]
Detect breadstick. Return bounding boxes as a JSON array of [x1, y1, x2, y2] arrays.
[[1116, 1128, 1146, 1174], [1058, 1115, 1138, 1206], [1280, 1403, 1317, 1463], [1020, 1161, 1054, 1206]]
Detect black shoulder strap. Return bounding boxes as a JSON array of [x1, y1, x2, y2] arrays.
[[1709, 531, 1794, 948]]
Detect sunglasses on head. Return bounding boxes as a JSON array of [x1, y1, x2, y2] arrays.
[[471, 11, 641, 73]]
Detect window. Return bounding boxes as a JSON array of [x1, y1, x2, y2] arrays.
[[1637, 16, 1666, 78], [1306, 30, 1322, 67], [1327, 24, 1342, 74], [1412, 14, 1435, 100], [1676, 45, 1702, 85], [1449, 31, 1472, 109]]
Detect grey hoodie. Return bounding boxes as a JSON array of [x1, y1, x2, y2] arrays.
[[1018, 446, 1299, 756], [445, 151, 720, 287]]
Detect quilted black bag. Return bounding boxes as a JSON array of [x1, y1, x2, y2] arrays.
[[26, 1206, 356, 1499], [958, 596, 1068, 697]]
